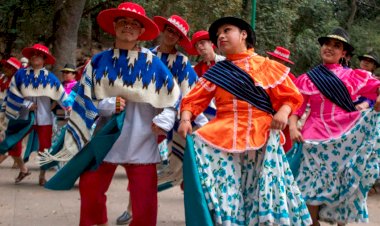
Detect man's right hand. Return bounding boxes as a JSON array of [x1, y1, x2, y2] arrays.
[[29, 103, 37, 111], [116, 97, 126, 113]]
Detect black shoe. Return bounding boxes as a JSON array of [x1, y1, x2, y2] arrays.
[[116, 211, 132, 225]]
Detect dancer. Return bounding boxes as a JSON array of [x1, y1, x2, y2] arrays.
[[44, 2, 180, 226], [288, 27, 380, 225], [178, 16, 311, 225], [0, 44, 68, 186]]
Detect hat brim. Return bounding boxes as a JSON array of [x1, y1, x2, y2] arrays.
[[97, 9, 159, 41], [317, 36, 354, 53], [21, 47, 56, 65], [61, 68, 77, 73], [266, 52, 294, 65], [153, 16, 191, 48], [358, 55, 380, 67], [209, 17, 255, 47]]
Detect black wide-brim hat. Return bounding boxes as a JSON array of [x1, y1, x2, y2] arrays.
[[208, 17, 256, 47], [61, 63, 77, 73], [358, 52, 380, 67], [318, 27, 354, 53]]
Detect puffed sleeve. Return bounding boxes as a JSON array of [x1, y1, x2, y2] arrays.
[[180, 77, 216, 120], [260, 60, 303, 114]]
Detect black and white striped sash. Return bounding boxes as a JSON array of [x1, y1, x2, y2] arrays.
[[306, 65, 356, 112], [203, 60, 275, 115]]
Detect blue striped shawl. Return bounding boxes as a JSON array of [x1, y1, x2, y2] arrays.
[[203, 60, 275, 115], [306, 65, 356, 112]]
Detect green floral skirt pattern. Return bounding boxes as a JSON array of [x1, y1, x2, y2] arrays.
[[292, 109, 380, 224], [192, 130, 312, 226]]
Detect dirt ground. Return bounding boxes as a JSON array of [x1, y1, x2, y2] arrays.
[[0, 154, 379, 226]]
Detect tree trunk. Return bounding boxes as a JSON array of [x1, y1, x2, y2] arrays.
[[52, 0, 86, 79], [346, 0, 357, 30], [4, 6, 22, 59]]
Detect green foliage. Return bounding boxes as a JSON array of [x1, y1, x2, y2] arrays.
[[0, 0, 379, 76]]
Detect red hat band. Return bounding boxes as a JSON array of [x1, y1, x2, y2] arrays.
[[153, 15, 191, 48], [2, 57, 21, 70], [167, 16, 189, 36], [267, 46, 294, 65], [274, 48, 290, 59]]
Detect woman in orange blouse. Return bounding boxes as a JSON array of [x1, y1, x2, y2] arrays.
[[178, 17, 311, 226]]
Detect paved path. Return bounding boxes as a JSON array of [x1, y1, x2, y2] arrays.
[[0, 154, 379, 226]]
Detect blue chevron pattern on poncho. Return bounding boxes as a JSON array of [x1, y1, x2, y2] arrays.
[[151, 48, 198, 96], [4, 68, 67, 120], [49, 48, 181, 162]]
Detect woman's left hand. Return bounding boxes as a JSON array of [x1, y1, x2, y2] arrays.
[[271, 110, 288, 130]]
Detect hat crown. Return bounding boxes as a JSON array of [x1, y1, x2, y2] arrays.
[[29, 44, 51, 56], [327, 27, 350, 43], [117, 2, 146, 16], [167, 15, 189, 35], [2, 57, 21, 70], [273, 46, 290, 58], [192, 30, 209, 40]]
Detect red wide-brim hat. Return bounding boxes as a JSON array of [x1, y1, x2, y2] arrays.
[[266, 51, 294, 65], [153, 15, 191, 48], [186, 30, 211, 56], [1, 57, 21, 70], [22, 44, 56, 65], [97, 2, 159, 41]]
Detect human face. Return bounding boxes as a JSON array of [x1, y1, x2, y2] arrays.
[[162, 25, 181, 47], [320, 38, 346, 64], [360, 58, 376, 72], [62, 71, 76, 82], [195, 39, 214, 57], [216, 24, 247, 55], [113, 17, 145, 43], [29, 51, 46, 69]]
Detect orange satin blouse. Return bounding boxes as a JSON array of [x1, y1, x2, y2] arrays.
[[180, 49, 303, 153]]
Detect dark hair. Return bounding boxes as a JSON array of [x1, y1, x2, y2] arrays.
[[209, 17, 256, 48]]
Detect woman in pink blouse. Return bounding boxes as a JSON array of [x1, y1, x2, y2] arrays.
[[289, 27, 380, 226]]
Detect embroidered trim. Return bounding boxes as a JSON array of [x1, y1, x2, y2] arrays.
[[319, 94, 333, 137], [168, 17, 188, 35], [194, 131, 265, 153], [331, 104, 343, 133], [273, 49, 290, 59], [259, 67, 290, 89], [246, 104, 252, 149], [199, 77, 216, 92], [232, 98, 238, 151]]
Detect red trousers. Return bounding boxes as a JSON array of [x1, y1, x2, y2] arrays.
[[32, 125, 53, 152], [8, 140, 23, 157], [79, 162, 158, 226]]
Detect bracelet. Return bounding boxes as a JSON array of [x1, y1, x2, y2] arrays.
[[179, 119, 191, 123]]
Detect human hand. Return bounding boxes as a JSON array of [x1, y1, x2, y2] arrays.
[[289, 127, 304, 143], [355, 102, 370, 111], [271, 110, 288, 130], [151, 123, 166, 135], [178, 119, 192, 139], [115, 97, 126, 113], [29, 103, 37, 111]]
